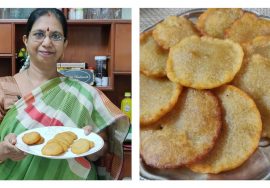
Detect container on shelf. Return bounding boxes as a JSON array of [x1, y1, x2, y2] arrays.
[[94, 56, 108, 86]]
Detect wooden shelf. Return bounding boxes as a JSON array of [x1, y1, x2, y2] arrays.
[[0, 19, 27, 24], [96, 86, 113, 91], [0, 54, 13, 57], [0, 9, 131, 95], [113, 72, 131, 75], [0, 19, 131, 24]]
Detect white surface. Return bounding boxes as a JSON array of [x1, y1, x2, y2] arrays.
[[16, 126, 104, 159]]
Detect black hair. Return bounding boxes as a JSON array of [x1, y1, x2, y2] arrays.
[[26, 8, 68, 40]]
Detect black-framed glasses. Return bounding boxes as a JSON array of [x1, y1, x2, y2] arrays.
[[30, 30, 65, 43]]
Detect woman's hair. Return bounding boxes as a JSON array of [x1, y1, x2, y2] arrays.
[[26, 8, 68, 40]]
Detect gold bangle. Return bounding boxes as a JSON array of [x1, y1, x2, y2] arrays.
[[0, 160, 4, 164]]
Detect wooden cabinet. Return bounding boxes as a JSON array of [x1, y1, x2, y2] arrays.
[[0, 24, 12, 54], [114, 23, 131, 74], [119, 147, 131, 179], [0, 58, 12, 76], [0, 19, 131, 91]]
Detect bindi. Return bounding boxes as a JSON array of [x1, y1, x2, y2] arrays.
[[47, 27, 50, 32], [47, 12, 51, 17]]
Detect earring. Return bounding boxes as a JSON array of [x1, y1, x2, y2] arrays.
[[19, 55, 30, 72]]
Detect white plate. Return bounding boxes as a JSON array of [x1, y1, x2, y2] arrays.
[[16, 126, 104, 159]]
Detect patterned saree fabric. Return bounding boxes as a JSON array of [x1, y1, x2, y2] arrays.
[[0, 77, 129, 180]]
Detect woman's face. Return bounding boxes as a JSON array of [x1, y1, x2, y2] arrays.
[[23, 13, 68, 69]]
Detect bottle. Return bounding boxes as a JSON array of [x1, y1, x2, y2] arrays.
[[94, 56, 107, 86], [121, 92, 132, 122]]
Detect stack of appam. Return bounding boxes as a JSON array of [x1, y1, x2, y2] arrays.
[[140, 8, 270, 175]]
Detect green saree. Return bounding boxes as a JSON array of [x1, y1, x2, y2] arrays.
[[0, 77, 129, 180]]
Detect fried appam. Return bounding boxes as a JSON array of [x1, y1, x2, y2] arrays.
[[140, 73, 182, 126], [152, 16, 200, 50], [243, 35, 270, 59], [22, 132, 42, 145], [167, 36, 244, 89], [42, 142, 65, 156], [197, 8, 244, 38], [140, 88, 222, 168], [140, 31, 168, 77], [225, 12, 270, 44], [188, 85, 262, 174], [71, 138, 94, 155], [233, 54, 270, 138]]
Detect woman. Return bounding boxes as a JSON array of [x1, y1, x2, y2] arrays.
[[0, 9, 129, 180]]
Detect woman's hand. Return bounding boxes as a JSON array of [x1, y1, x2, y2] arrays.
[[82, 125, 93, 136], [0, 133, 27, 162], [82, 126, 108, 161]]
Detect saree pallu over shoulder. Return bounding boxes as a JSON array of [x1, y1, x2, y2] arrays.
[[0, 77, 129, 180]]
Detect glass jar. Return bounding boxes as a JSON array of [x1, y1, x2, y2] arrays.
[[94, 56, 107, 86]]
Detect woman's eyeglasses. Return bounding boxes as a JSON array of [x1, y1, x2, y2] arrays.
[[30, 30, 65, 43]]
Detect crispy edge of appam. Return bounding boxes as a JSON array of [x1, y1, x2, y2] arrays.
[[188, 85, 262, 174], [140, 76, 183, 127], [140, 88, 222, 168], [224, 12, 270, 44], [35, 136, 45, 145], [152, 16, 200, 50], [71, 138, 92, 154], [140, 30, 168, 78], [224, 12, 258, 41], [22, 132, 42, 145], [196, 8, 244, 38], [233, 54, 270, 138], [242, 35, 270, 58], [166, 36, 244, 89], [41, 142, 65, 156]]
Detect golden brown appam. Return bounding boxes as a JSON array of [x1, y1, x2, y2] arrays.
[[48, 138, 70, 151], [197, 8, 244, 38], [55, 132, 76, 144], [140, 31, 168, 78], [22, 132, 42, 145], [42, 142, 65, 156], [71, 138, 94, 155], [233, 54, 270, 138], [140, 88, 222, 168], [243, 35, 270, 59], [35, 136, 44, 145], [188, 85, 262, 174], [152, 16, 200, 50], [140, 73, 182, 126], [225, 12, 270, 44], [166, 36, 244, 89]]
